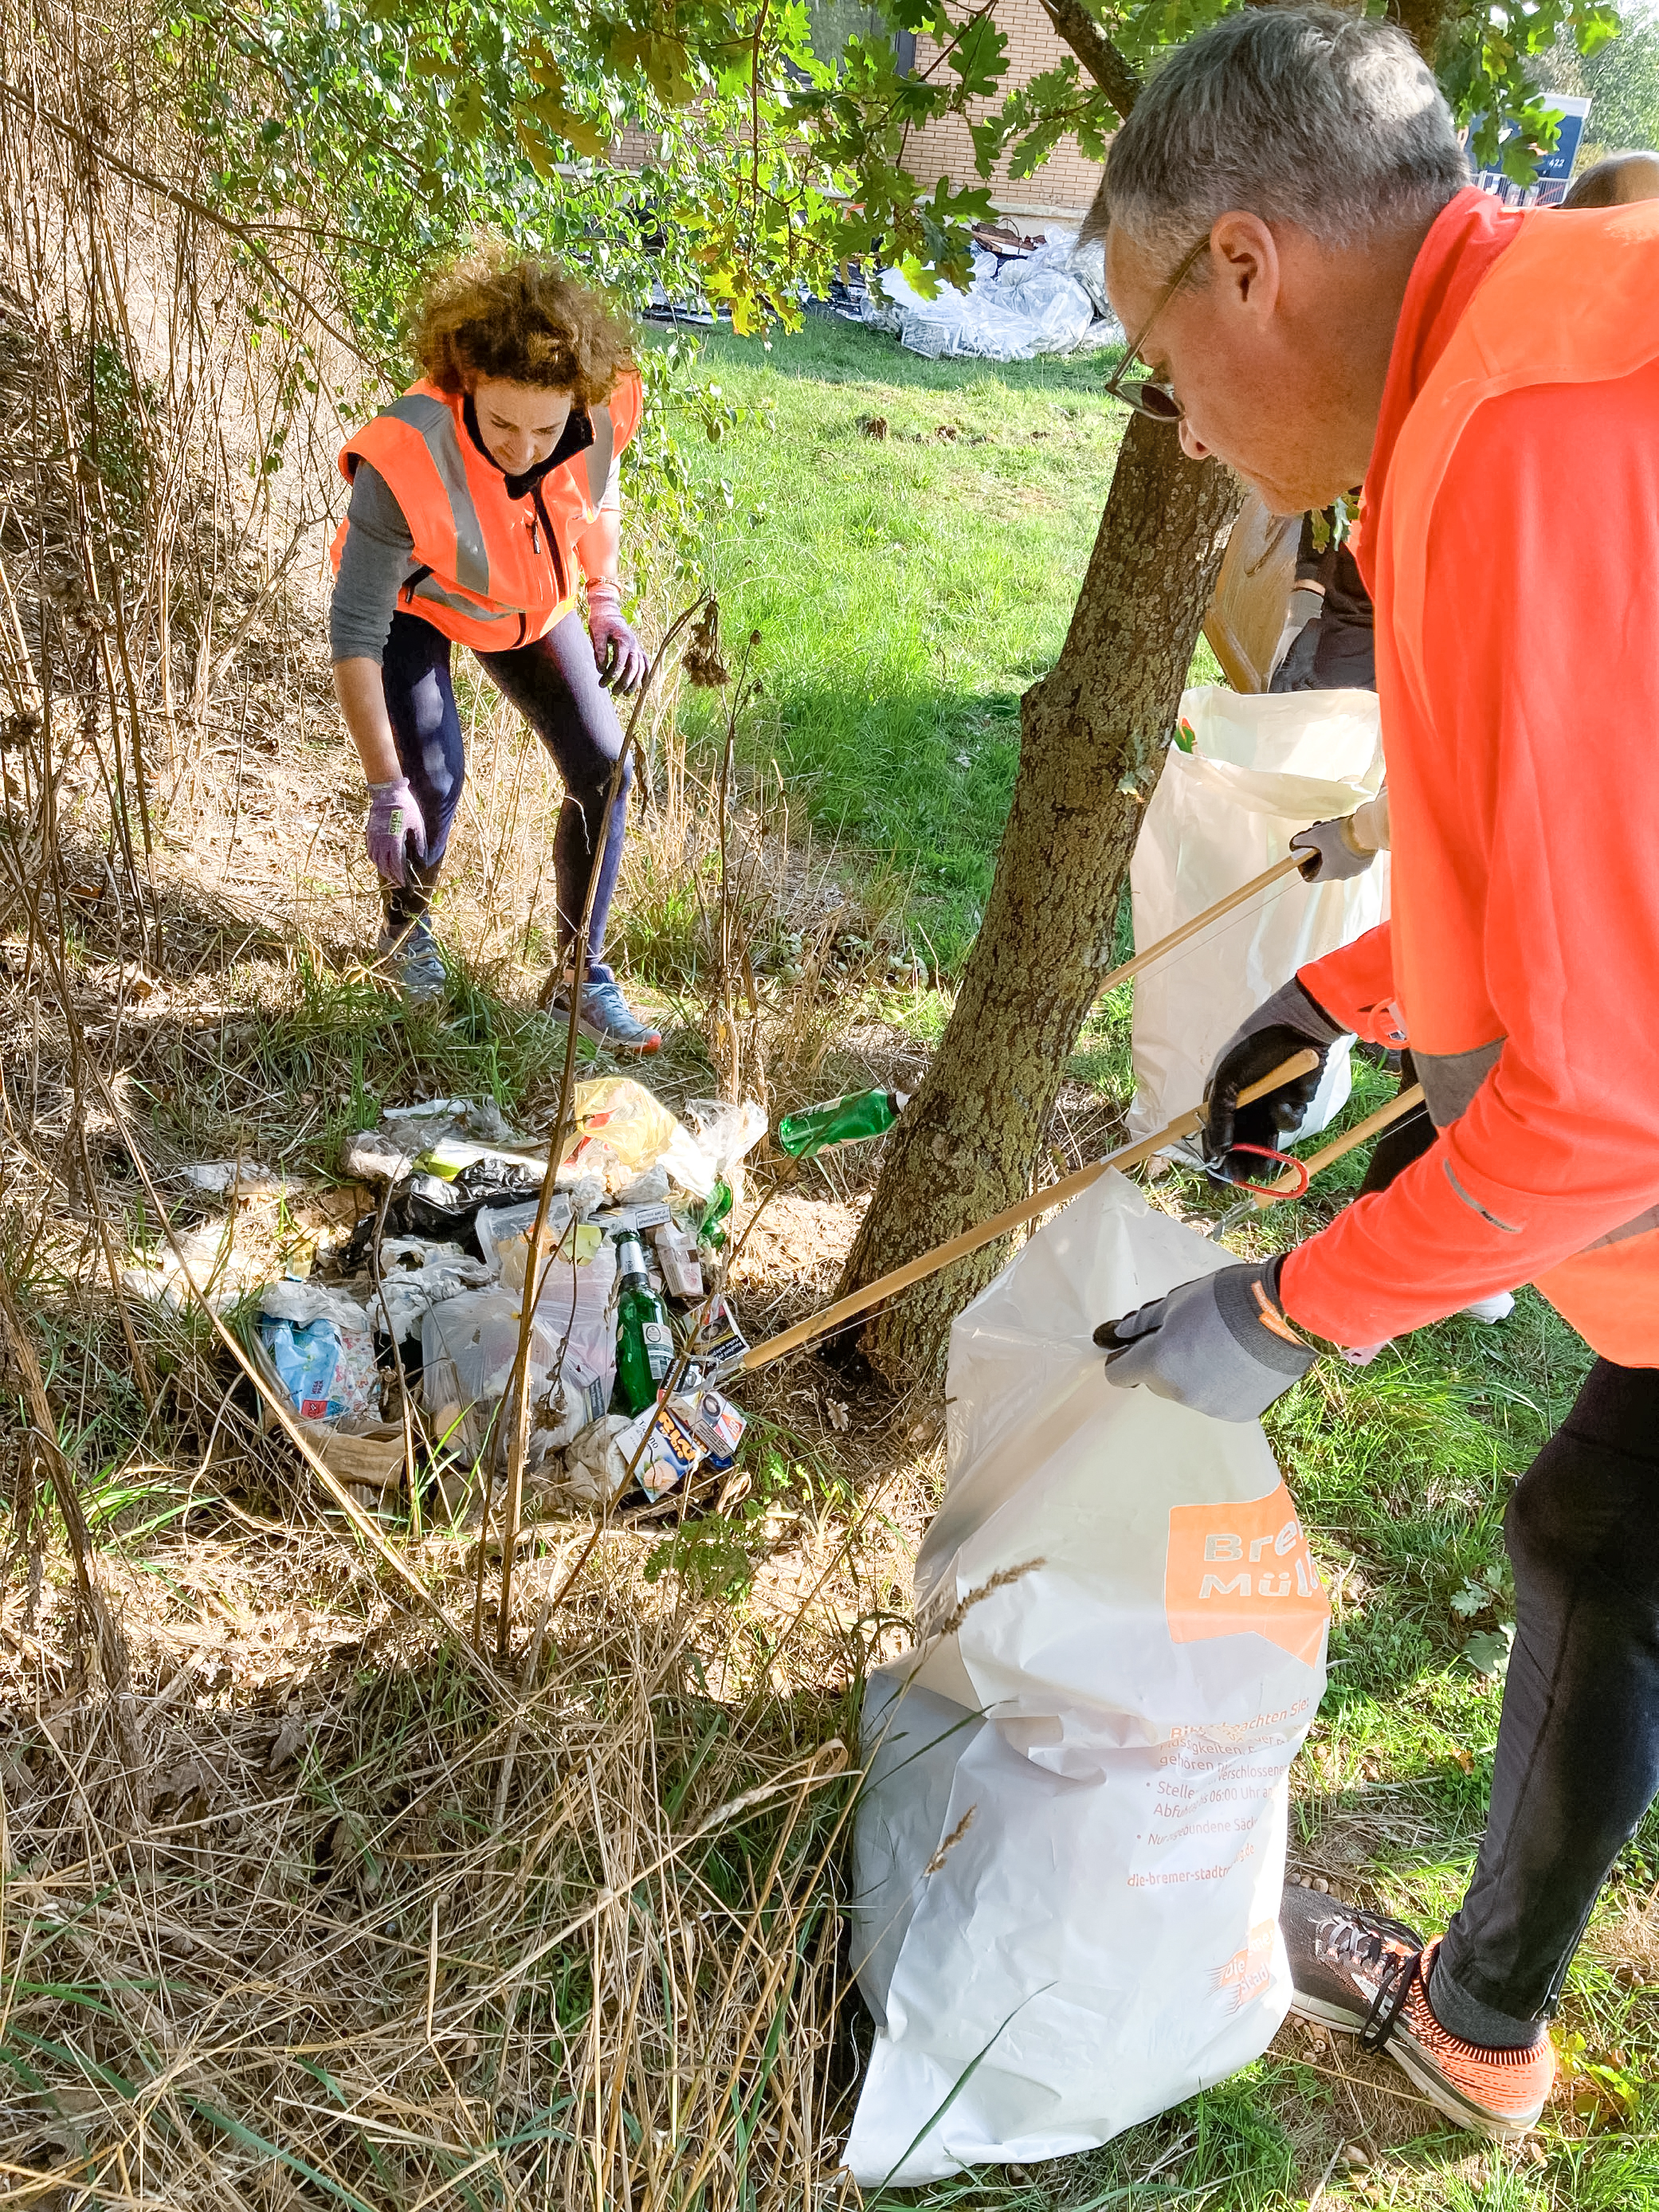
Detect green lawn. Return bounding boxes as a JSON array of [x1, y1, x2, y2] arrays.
[[665, 315, 1146, 966]]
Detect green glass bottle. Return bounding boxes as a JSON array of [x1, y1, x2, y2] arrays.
[[698, 1179, 733, 1250], [777, 1088, 908, 1158], [614, 1233, 674, 1414]]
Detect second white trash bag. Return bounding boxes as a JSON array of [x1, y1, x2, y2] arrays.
[[1127, 684, 1390, 1143], [842, 1171, 1328, 2187]]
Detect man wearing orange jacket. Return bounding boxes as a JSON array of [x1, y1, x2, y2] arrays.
[[1089, 6, 1659, 2142]]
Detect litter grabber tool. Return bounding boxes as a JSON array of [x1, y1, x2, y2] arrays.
[[1207, 1081, 1428, 1241], [1095, 850, 1307, 1001], [739, 1049, 1321, 1375], [1250, 1080, 1425, 1204], [1095, 790, 1386, 1004]]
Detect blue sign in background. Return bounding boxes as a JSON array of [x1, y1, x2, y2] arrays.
[[1468, 95, 1592, 206]]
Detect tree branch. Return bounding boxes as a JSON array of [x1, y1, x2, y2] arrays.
[[1034, 0, 1142, 120]]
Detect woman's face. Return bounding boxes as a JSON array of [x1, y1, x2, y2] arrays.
[[468, 376, 573, 475]]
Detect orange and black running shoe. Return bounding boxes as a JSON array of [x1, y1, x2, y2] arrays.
[[1281, 1885, 1554, 2137]]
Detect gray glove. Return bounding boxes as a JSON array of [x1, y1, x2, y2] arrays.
[[1202, 979, 1348, 1180], [1094, 1257, 1318, 1422], [1290, 815, 1376, 883]]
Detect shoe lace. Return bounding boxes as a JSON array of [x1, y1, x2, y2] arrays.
[[1357, 1943, 1422, 2054], [1317, 1908, 1422, 2056]]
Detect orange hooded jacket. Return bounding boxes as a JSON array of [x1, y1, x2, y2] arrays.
[[331, 373, 643, 653], [1281, 188, 1659, 1366]]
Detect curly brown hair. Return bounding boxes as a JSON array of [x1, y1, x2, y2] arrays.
[[409, 237, 636, 407]]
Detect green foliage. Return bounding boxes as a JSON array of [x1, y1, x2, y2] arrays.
[[157, 0, 1644, 482], [643, 1511, 759, 1598], [1579, 6, 1659, 151], [1439, 0, 1622, 179]]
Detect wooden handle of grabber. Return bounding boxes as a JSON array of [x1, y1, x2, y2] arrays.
[[1250, 1082, 1426, 1206], [1095, 851, 1308, 999], [739, 1048, 1322, 1374]]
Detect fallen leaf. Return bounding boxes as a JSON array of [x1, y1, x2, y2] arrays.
[[267, 1711, 309, 1771], [1462, 1625, 1515, 1678]]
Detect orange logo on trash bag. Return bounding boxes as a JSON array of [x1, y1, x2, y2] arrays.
[[1213, 1920, 1277, 2011], [1165, 1483, 1328, 1665]]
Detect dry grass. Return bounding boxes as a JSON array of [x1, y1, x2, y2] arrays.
[[0, 12, 941, 2207]]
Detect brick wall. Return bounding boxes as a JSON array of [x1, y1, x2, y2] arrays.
[[909, 0, 1107, 220], [613, 0, 1108, 222]]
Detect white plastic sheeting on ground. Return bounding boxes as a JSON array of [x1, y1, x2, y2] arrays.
[[1126, 685, 1390, 1144], [865, 233, 1123, 362], [843, 1171, 1328, 2186]]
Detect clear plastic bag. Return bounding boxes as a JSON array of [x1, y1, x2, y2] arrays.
[[420, 1262, 615, 1472], [366, 1238, 496, 1343], [256, 1281, 378, 1425], [420, 1241, 616, 1467]]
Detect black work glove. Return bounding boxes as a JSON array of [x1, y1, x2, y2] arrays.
[[1202, 979, 1348, 1182], [1095, 1256, 1319, 1423]]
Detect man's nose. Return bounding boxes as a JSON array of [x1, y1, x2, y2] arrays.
[[1179, 420, 1210, 462]]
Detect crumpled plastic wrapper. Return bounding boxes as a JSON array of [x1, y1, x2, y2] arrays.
[[357, 1238, 496, 1342]]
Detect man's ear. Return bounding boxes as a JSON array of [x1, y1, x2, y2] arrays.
[[1208, 212, 1281, 320]]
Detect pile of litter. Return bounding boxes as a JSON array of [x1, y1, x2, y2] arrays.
[[863, 228, 1124, 363], [142, 1081, 771, 1524]]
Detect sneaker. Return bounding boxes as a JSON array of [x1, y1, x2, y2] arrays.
[[1281, 1886, 1554, 2137], [375, 915, 447, 1005], [546, 972, 661, 1055], [1461, 1291, 1516, 1324]]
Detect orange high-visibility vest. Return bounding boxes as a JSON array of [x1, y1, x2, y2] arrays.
[[331, 372, 642, 653], [1282, 199, 1659, 1364]]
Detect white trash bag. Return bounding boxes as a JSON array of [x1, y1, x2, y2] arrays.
[[1127, 684, 1390, 1146], [843, 1171, 1328, 2187]]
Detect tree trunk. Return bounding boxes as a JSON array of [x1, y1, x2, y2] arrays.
[[1389, 0, 1449, 65], [836, 414, 1243, 1381]]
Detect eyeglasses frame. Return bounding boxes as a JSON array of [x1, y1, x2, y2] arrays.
[[1102, 232, 1212, 422]]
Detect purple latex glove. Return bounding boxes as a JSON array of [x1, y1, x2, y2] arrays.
[[365, 776, 426, 887], [587, 592, 647, 695]]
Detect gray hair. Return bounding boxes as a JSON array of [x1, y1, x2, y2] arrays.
[[1088, 7, 1466, 264]]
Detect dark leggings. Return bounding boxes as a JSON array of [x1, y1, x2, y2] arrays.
[[1433, 1358, 1659, 2033], [379, 610, 631, 970]]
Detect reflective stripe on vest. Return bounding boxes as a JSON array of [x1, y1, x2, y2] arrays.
[[584, 402, 616, 514], [381, 391, 493, 599]]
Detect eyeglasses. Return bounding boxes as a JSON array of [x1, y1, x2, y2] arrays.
[[1102, 234, 1210, 423]]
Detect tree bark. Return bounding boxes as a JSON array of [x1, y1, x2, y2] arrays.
[[1034, 0, 1142, 119], [835, 416, 1243, 1382]]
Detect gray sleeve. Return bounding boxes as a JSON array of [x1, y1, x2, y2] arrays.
[[597, 454, 622, 515], [329, 462, 418, 665]]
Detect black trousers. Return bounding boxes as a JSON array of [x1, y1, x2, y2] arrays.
[[1353, 1075, 1659, 2027], [379, 610, 631, 966], [1433, 1358, 1659, 2029]]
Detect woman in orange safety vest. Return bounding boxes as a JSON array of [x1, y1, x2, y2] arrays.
[[331, 241, 659, 1051]]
